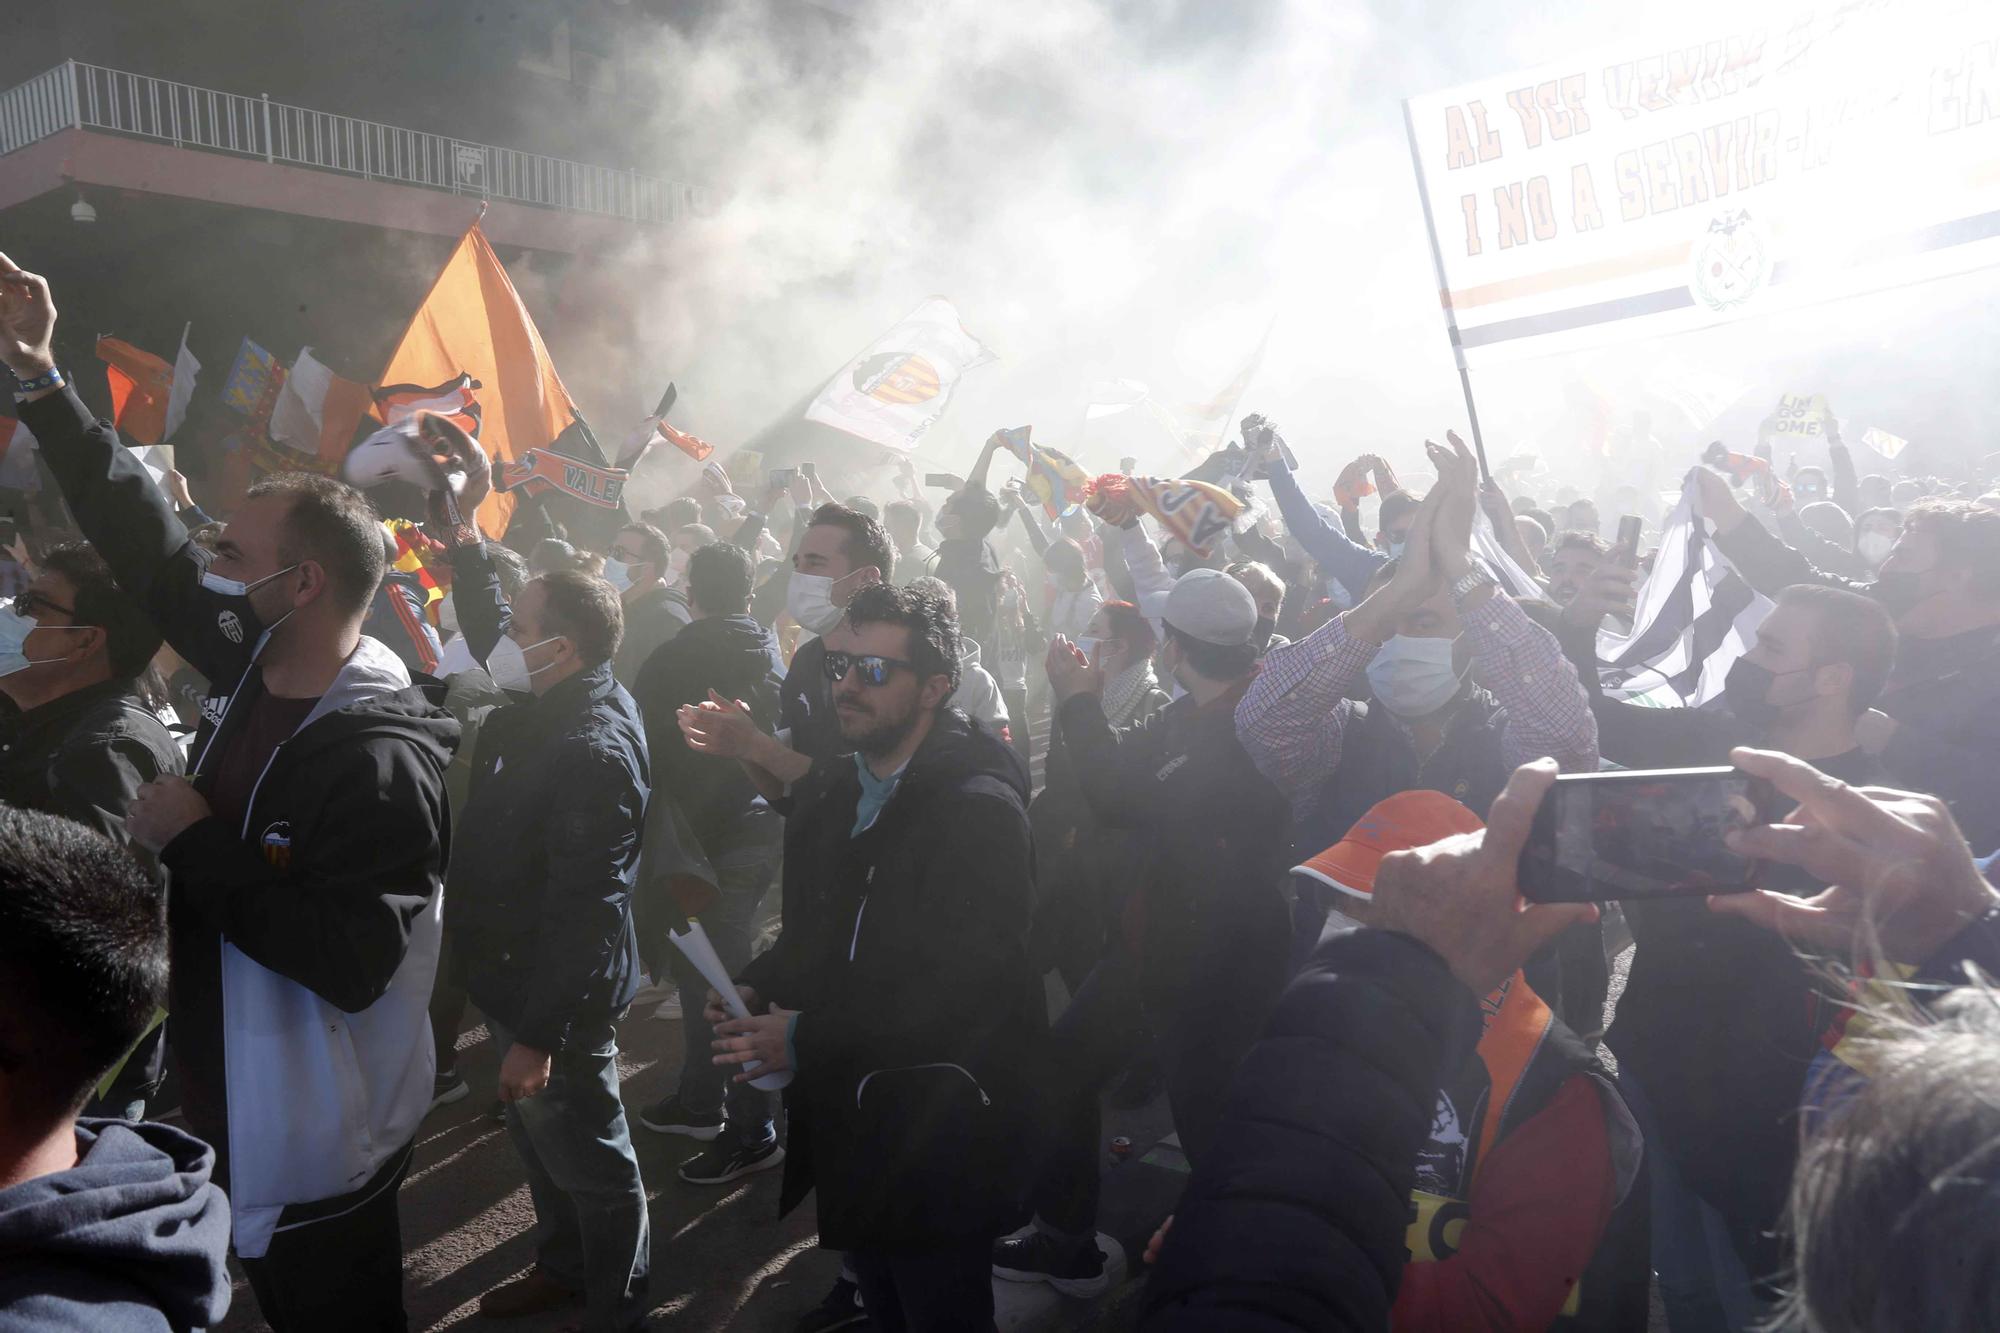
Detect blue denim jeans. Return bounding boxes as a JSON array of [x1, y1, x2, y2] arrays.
[[1620, 1070, 1757, 1333], [491, 1015, 650, 1332], [670, 845, 779, 1148]]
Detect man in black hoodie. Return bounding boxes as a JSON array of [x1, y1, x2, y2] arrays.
[[0, 806, 231, 1332], [2, 255, 458, 1331], [694, 583, 1038, 1332], [631, 541, 789, 1183]]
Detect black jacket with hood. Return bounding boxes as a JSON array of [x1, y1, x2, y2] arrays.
[[0, 1119, 232, 1332], [739, 709, 1040, 1250], [21, 385, 459, 1257]]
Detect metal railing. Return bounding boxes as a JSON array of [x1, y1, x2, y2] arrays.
[[0, 60, 707, 225]]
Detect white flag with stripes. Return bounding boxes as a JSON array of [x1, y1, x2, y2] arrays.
[[1595, 476, 1770, 707]]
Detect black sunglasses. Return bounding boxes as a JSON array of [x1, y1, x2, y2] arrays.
[[9, 592, 76, 620], [821, 651, 915, 688]]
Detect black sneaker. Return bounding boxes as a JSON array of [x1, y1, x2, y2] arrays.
[[678, 1137, 784, 1185], [429, 1070, 470, 1113], [992, 1229, 1110, 1298], [788, 1274, 867, 1332], [638, 1093, 724, 1141]]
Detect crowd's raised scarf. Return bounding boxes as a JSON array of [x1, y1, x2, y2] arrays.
[[1085, 473, 1244, 557], [497, 448, 628, 509], [1595, 474, 1771, 707], [384, 518, 449, 621], [996, 425, 1092, 519]]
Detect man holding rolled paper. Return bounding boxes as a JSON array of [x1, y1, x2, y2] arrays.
[[684, 581, 1039, 1332], [427, 424, 654, 1333]]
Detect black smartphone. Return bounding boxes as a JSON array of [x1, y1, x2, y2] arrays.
[[1520, 767, 1779, 902], [1614, 515, 1643, 566], [799, 461, 818, 480], [768, 466, 797, 488], [924, 472, 961, 490]]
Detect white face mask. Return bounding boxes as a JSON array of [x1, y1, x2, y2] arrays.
[[787, 572, 845, 636], [1365, 634, 1465, 718], [1858, 531, 1895, 567], [1074, 636, 1103, 665], [486, 634, 563, 693], [602, 558, 635, 593], [668, 549, 691, 580]]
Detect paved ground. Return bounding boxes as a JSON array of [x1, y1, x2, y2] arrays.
[[218, 997, 845, 1331], [213, 974, 1178, 1333], [209, 728, 1660, 1332]]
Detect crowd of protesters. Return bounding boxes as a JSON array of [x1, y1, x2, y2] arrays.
[[1, 244, 1998, 1333]]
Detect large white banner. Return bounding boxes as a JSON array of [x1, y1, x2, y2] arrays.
[[804, 297, 995, 451], [1405, 2, 2000, 367]]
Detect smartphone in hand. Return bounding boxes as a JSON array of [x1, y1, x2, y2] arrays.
[[1614, 515, 1643, 566], [1520, 766, 1781, 902]]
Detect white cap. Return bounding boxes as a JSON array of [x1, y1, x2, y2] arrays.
[[1162, 568, 1258, 646]]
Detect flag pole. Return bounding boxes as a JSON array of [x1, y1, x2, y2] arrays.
[[1401, 98, 1491, 483]]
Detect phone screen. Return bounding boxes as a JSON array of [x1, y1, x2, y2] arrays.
[[1521, 767, 1771, 902]]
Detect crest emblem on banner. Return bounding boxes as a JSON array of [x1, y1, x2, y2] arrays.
[[853, 352, 943, 406], [1689, 211, 1771, 313]]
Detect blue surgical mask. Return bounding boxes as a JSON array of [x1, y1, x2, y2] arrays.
[[1386, 540, 1407, 561], [199, 562, 301, 599], [0, 603, 82, 678], [602, 558, 635, 593]]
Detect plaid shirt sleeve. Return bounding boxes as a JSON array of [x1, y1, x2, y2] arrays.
[[1460, 592, 1600, 773], [1235, 611, 1372, 814]]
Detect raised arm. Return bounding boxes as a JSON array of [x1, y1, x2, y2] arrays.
[[1236, 483, 1444, 807], [1431, 439, 1596, 771], [1266, 450, 1388, 596], [2, 254, 261, 683], [1695, 467, 1868, 596]]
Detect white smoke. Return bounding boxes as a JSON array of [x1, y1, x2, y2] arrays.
[[540, 0, 2000, 507]]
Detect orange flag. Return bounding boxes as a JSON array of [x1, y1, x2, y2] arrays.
[[377, 222, 578, 537], [96, 337, 175, 446]]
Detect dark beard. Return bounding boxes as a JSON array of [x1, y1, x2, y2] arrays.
[[838, 698, 920, 758]]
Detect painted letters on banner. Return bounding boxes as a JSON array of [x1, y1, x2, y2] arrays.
[[1405, 3, 2000, 366]]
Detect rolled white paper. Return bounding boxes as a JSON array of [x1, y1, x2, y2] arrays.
[[668, 920, 794, 1091]]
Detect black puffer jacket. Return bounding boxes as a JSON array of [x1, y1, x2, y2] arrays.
[[1142, 927, 1484, 1332], [740, 710, 1039, 1249]]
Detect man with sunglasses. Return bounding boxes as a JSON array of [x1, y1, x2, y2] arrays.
[[1, 254, 458, 1331], [0, 546, 179, 845], [777, 503, 893, 765], [689, 583, 1037, 1331], [0, 543, 182, 1118]]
